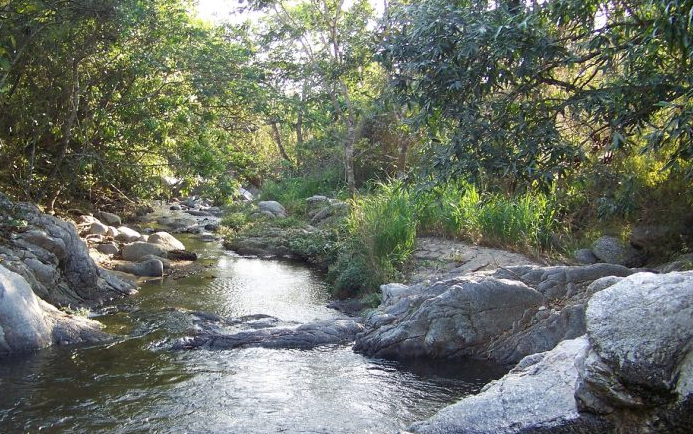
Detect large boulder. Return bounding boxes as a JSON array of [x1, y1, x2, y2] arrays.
[[576, 271, 693, 419], [0, 193, 137, 307], [409, 271, 693, 433], [591, 235, 643, 267], [258, 201, 287, 218], [355, 264, 634, 364], [89, 222, 108, 235], [409, 338, 611, 434], [121, 242, 168, 262], [0, 265, 109, 355], [148, 232, 185, 251], [114, 259, 164, 277]]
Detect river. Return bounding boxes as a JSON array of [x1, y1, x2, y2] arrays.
[[0, 235, 507, 433]]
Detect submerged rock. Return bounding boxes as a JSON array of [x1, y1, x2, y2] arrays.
[[0, 265, 109, 355], [173, 319, 364, 351]]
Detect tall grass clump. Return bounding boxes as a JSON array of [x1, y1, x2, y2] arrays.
[[414, 180, 559, 251], [261, 166, 345, 214], [332, 181, 417, 296]]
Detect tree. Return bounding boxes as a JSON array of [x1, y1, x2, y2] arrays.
[[381, 0, 693, 191]]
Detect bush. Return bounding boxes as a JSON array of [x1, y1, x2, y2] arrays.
[[221, 212, 248, 231]]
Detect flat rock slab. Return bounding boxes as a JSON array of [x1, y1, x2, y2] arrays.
[[406, 237, 539, 284], [172, 319, 364, 351]]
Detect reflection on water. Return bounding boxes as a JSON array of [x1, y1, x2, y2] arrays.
[[0, 237, 507, 433]]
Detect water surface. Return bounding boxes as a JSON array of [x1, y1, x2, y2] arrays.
[[0, 237, 507, 433]]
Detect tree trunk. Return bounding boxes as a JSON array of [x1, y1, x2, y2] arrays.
[[271, 120, 292, 165]]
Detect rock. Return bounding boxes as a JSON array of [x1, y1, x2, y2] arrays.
[[327, 299, 365, 316], [258, 201, 287, 217], [172, 319, 364, 351], [168, 250, 198, 261], [182, 197, 199, 208], [170, 205, 182, 211], [577, 271, 693, 411], [356, 264, 634, 364], [204, 223, 219, 231], [409, 338, 611, 433], [140, 254, 171, 270], [121, 242, 168, 262], [0, 193, 137, 306], [0, 265, 109, 355], [106, 226, 119, 238], [89, 222, 108, 235], [591, 235, 643, 267], [656, 253, 693, 273], [115, 226, 141, 243], [97, 243, 119, 256], [148, 232, 185, 251], [409, 271, 693, 433], [355, 275, 544, 359], [186, 210, 213, 217], [114, 259, 164, 277], [96, 211, 121, 226], [306, 195, 329, 212], [630, 224, 675, 251], [575, 248, 598, 264]]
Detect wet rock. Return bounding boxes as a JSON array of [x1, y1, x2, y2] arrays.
[[115, 226, 141, 243], [591, 235, 643, 267], [114, 258, 164, 277], [186, 210, 213, 217], [121, 242, 168, 262], [258, 201, 287, 218], [148, 231, 185, 251], [0, 265, 109, 355], [574, 248, 598, 264], [327, 299, 365, 316], [168, 250, 198, 261], [96, 211, 121, 226], [170, 205, 182, 211], [173, 319, 364, 351], [97, 243, 119, 256]]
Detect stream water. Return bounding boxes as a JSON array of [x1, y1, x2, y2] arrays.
[[0, 235, 507, 433]]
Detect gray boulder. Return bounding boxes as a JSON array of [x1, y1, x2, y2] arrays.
[[96, 211, 121, 226], [577, 271, 693, 413], [591, 235, 643, 267], [574, 248, 598, 265], [0, 193, 137, 307], [121, 242, 168, 262], [148, 231, 185, 251], [140, 254, 171, 269], [410, 338, 610, 434], [97, 243, 119, 256], [89, 221, 108, 235], [172, 319, 363, 351], [0, 265, 109, 355], [106, 226, 119, 238], [115, 226, 141, 242], [258, 201, 287, 217], [409, 271, 693, 433], [114, 259, 164, 277], [355, 264, 634, 364]]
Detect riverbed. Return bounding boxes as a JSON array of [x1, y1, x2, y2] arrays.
[[0, 235, 506, 433]]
